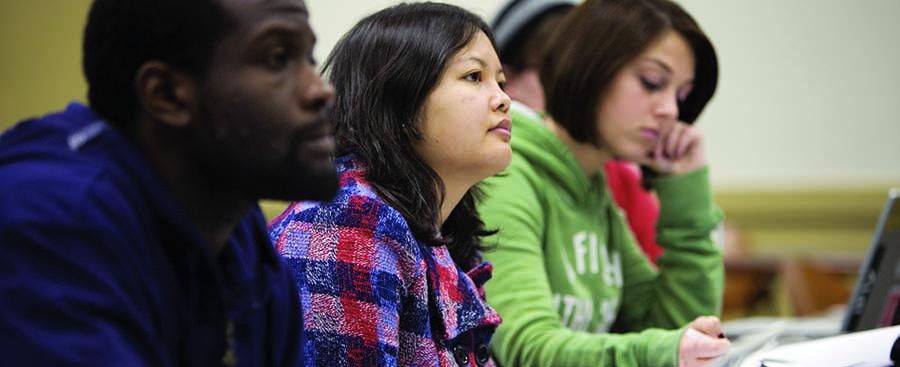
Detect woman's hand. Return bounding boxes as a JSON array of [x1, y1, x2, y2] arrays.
[[644, 121, 707, 175], [678, 316, 731, 367]]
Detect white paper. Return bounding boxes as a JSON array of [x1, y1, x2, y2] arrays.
[[741, 325, 900, 367]]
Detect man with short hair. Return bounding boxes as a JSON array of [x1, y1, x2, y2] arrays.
[[0, 0, 336, 365]]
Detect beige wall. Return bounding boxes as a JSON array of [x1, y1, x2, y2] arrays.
[[3, 1, 899, 190], [0, 2, 90, 128], [309, 0, 900, 190], [675, 0, 900, 189]]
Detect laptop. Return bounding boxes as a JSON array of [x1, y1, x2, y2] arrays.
[[718, 188, 900, 366], [842, 187, 900, 332]]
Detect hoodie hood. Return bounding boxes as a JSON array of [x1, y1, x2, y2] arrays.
[[507, 102, 610, 208]]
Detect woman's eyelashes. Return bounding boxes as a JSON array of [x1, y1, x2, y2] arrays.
[[463, 70, 507, 91], [641, 72, 693, 102], [640, 76, 665, 92], [463, 71, 483, 83]]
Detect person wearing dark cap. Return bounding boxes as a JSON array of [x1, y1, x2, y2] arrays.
[[478, 0, 729, 366], [0, 0, 337, 365], [492, 0, 666, 265]]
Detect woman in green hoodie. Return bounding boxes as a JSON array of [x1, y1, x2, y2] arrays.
[[478, 0, 729, 366]]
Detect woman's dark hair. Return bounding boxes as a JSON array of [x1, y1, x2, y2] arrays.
[[83, 0, 232, 126], [541, 0, 719, 145], [322, 2, 497, 270]]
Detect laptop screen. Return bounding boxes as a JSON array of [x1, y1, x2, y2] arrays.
[[842, 188, 900, 332]]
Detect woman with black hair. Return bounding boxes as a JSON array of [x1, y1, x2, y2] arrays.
[[269, 2, 511, 366]]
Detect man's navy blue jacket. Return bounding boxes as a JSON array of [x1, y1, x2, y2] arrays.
[[0, 103, 304, 366]]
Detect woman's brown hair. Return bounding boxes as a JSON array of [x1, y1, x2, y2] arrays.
[[540, 0, 718, 145]]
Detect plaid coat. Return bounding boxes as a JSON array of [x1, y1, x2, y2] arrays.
[[269, 154, 502, 367]]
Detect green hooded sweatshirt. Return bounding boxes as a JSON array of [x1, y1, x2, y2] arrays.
[[479, 105, 725, 367]]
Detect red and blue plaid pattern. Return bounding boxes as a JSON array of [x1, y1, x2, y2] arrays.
[[270, 154, 501, 366]]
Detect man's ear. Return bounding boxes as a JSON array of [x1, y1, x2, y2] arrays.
[[134, 61, 197, 127]]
